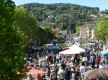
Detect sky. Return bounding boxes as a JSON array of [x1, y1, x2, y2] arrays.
[[12, 0, 108, 11]]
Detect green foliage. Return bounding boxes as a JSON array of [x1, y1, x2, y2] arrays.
[[56, 35, 64, 41], [14, 6, 39, 44], [46, 28, 55, 41], [94, 19, 108, 42], [0, 0, 28, 80], [76, 26, 80, 34], [100, 9, 108, 14], [97, 15, 108, 22], [36, 27, 55, 45], [22, 3, 99, 30], [14, 6, 55, 46]]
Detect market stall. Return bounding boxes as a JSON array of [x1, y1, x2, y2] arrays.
[[27, 68, 46, 80], [99, 49, 108, 57], [59, 44, 85, 55]]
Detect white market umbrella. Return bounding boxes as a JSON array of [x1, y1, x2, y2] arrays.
[[69, 44, 85, 53], [59, 48, 81, 55]]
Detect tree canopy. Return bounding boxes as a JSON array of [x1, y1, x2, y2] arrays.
[[0, 0, 28, 79], [94, 19, 108, 43], [14, 6, 55, 46], [14, 6, 39, 43]]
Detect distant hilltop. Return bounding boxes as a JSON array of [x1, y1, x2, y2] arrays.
[[20, 3, 107, 31]]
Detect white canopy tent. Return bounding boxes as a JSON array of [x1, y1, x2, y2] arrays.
[[59, 49, 80, 55], [69, 44, 85, 52], [60, 44, 85, 55]]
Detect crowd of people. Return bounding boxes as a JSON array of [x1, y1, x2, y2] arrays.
[[25, 44, 108, 80]]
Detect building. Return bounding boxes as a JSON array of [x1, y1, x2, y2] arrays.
[[80, 23, 95, 43], [51, 28, 60, 37], [51, 28, 68, 37]]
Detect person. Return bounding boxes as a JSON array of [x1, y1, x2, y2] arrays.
[[29, 74, 34, 80], [54, 55, 56, 65], [95, 55, 100, 68], [80, 62, 86, 73], [85, 62, 92, 72], [45, 55, 48, 61], [74, 68, 81, 80], [65, 68, 71, 80], [43, 60, 47, 71], [54, 64, 59, 80], [74, 54, 77, 65], [69, 68, 73, 80], [47, 67, 51, 80], [50, 71, 56, 80], [90, 54, 95, 68], [71, 55, 74, 65], [56, 53, 60, 63], [38, 58, 42, 68], [61, 60, 66, 70], [59, 56, 62, 63], [76, 55, 80, 65], [58, 67, 65, 80], [80, 62, 86, 79], [82, 56, 87, 63], [99, 57, 105, 68], [104, 57, 108, 68]]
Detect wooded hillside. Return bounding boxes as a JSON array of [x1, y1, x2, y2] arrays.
[[22, 3, 99, 32]]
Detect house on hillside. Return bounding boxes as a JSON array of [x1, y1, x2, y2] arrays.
[[51, 28, 68, 37], [51, 28, 60, 37], [60, 29, 67, 35]]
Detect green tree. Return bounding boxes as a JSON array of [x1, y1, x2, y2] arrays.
[[46, 28, 55, 43], [36, 27, 55, 45], [94, 19, 108, 43], [36, 27, 47, 45], [76, 26, 80, 35], [0, 0, 28, 80], [14, 6, 55, 46], [14, 6, 39, 44]]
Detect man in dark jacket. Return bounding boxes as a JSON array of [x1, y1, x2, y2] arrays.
[[61, 60, 66, 70], [65, 68, 71, 80]]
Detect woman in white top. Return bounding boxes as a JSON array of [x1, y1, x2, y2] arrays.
[[58, 67, 65, 80]]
